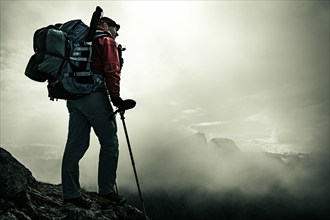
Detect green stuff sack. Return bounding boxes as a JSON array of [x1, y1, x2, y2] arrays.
[[25, 25, 66, 82]]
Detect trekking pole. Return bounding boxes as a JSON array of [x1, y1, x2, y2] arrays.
[[119, 111, 147, 220], [111, 99, 147, 219], [86, 6, 103, 41]]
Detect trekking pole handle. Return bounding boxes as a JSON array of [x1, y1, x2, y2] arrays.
[[110, 99, 136, 119]]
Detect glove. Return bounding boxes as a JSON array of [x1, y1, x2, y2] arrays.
[[111, 97, 125, 109], [112, 97, 136, 111]]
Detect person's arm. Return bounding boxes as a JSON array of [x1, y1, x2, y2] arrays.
[[102, 37, 121, 100]]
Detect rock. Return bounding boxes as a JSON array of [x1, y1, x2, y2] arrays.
[[0, 147, 149, 220], [0, 148, 35, 199]]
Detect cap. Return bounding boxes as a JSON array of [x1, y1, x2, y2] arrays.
[[100, 17, 120, 31]]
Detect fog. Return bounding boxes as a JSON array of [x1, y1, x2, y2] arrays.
[[1, 1, 329, 152], [4, 123, 329, 219], [1, 1, 329, 219]]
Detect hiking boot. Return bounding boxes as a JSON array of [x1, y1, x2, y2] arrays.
[[97, 192, 127, 206], [63, 196, 92, 210]]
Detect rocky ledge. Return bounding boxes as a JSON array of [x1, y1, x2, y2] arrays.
[[0, 147, 147, 220]]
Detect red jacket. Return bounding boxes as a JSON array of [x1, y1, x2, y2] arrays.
[[91, 25, 121, 99]]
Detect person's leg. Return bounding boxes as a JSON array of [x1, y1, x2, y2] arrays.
[[78, 92, 119, 194], [62, 101, 91, 200], [84, 93, 126, 205], [91, 93, 119, 194], [96, 118, 119, 195]]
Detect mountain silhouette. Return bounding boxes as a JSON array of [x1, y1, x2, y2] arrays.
[[209, 137, 240, 153]]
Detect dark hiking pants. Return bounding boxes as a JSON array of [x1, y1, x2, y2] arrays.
[[62, 92, 119, 199]]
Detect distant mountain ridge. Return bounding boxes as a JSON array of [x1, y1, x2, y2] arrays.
[[209, 137, 240, 153], [0, 147, 147, 220], [193, 132, 240, 153]]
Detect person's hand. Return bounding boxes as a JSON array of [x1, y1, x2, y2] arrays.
[[112, 97, 136, 111], [111, 97, 125, 109]]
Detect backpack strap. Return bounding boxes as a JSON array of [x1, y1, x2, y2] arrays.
[[93, 30, 124, 69], [64, 72, 93, 77], [94, 30, 111, 40]]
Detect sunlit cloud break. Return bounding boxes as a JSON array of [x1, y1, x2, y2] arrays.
[[181, 107, 205, 115], [191, 121, 224, 127]]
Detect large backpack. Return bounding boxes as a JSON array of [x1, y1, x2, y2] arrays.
[[25, 7, 106, 100]]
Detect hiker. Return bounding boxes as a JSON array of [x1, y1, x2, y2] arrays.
[[61, 17, 127, 209]]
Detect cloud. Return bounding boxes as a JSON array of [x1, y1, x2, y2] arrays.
[[191, 121, 224, 128], [244, 112, 272, 124], [1, 1, 329, 155], [181, 108, 205, 116]]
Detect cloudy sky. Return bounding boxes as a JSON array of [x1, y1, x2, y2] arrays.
[[1, 1, 329, 156]]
